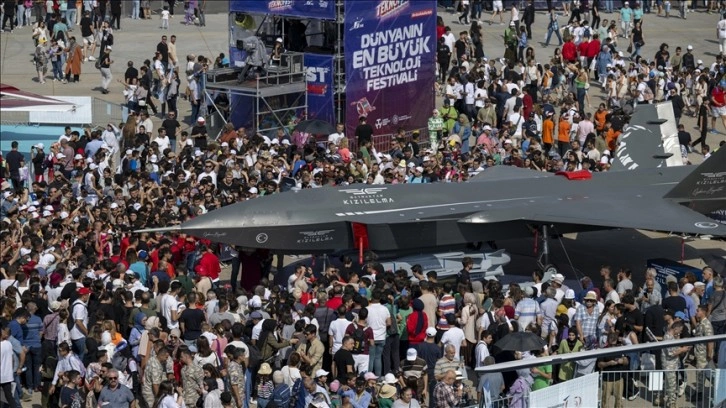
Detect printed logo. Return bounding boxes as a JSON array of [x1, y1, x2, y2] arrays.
[[268, 0, 293, 11], [376, 0, 409, 19], [203, 232, 227, 239], [339, 187, 394, 205], [350, 17, 365, 31], [694, 221, 720, 229], [255, 233, 269, 243], [297, 230, 335, 244]]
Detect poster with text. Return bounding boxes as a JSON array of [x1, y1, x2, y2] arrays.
[[304, 54, 335, 124], [344, 0, 436, 138], [230, 0, 335, 20]]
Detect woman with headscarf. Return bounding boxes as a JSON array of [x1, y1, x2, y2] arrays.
[[457, 292, 480, 367], [259, 319, 297, 364], [64, 36, 83, 83], [129, 312, 146, 360], [406, 299, 428, 347]]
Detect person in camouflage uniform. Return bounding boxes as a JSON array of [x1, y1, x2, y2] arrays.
[[143, 347, 170, 408], [180, 347, 204, 407], [694, 305, 714, 400], [662, 321, 690, 408], [226, 346, 246, 408]]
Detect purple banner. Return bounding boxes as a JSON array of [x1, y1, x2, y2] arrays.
[[344, 0, 436, 138], [229, 0, 335, 20], [304, 54, 335, 124]]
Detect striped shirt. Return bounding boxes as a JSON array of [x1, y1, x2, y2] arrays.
[[437, 294, 456, 329]]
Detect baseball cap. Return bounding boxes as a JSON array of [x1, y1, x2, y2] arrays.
[[315, 369, 329, 378], [34, 143, 44, 149], [675, 311, 688, 320], [406, 348, 417, 361], [249, 311, 263, 319], [687, 45, 693, 50], [197, 116, 205, 123], [364, 372, 378, 380], [78, 287, 92, 295], [426, 327, 437, 337]]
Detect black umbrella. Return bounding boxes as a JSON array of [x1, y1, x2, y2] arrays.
[[294, 119, 336, 135], [493, 331, 546, 352]]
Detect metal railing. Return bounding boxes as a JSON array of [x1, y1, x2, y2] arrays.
[[600, 368, 717, 408], [0, 97, 123, 128]]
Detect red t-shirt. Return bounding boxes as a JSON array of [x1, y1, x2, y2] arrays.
[[712, 87, 726, 107]]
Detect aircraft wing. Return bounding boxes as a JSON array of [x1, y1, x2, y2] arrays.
[[459, 197, 726, 236]]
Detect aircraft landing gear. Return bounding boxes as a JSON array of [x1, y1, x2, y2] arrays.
[[536, 224, 559, 278]]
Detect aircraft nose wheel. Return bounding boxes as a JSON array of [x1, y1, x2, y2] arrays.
[[535, 224, 559, 276]]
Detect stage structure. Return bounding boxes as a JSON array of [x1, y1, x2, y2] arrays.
[[215, 0, 436, 146]]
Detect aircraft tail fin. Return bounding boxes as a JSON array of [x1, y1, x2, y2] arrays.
[[664, 148, 726, 204]]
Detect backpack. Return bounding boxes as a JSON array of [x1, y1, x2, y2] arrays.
[[351, 325, 366, 354], [68, 300, 87, 332], [288, 378, 304, 408], [642, 83, 654, 101], [246, 343, 263, 371], [584, 26, 591, 38]]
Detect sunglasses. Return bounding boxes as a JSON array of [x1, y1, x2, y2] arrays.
[[108, 376, 118, 380]]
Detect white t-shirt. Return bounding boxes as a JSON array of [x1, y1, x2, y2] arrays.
[[508, 112, 524, 137], [161, 10, 170, 20], [328, 132, 345, 145], [0, 340, 14, 383], [252, 319, 264, 341], [328, 318, 351, 353], [440, 327, 466, 360], [474, 88, 488, 108], [475, 342, 490, 369], [366, 303, 391, 341], [70, 300, 88, 340], [161, 293, 179, 329]]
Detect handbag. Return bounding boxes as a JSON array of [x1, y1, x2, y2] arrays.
[[626, 44, 633, 53]]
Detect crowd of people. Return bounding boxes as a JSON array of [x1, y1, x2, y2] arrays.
[[1, 1, 726, 408]]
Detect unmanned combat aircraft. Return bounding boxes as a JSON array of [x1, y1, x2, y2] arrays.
[[140, 105, 726, 254]]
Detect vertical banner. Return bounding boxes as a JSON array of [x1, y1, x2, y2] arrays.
[[304, 54, 335, 124], [344, 0, 436, 138]]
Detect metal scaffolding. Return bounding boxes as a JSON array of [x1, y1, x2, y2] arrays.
[[204, 52, 307, 134]]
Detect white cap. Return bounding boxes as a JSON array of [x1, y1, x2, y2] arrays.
[[43, 205, 54, 211], [194, 150, 204, 157], [504, 139, 513, 145], [60, 211, 69, 219], [2, 191, 13, 199], [687, 45, 693, 50], [406, 348, 417, 361], [483, 125, 492, 131], [276, 37, 283, 42], [682, 283, 694, 295], [42, 210, 52, 217], [248, 187, 259, 194], [230, 149, 237, 155], [27, 206, 37, 213], [600, 156, 610, 164], [697, 59, 703, 65], [415, 166, 423, 172], [281, 139, 290, 145], [132, 202, 142, 211], [426, 327, 437, 337], [383, 373, 397, 384], [270, 139, 280, 145], [565, 289, 576, 299], [56, 153, 66, 159], [86, 158, 94, 164], [197, 116, 205, 123], [89, 163, 98, 170], [126, 149, 133, 155], [74, 154, 83, 160], [314, 369, 329, 378], [110, 202, 119, 209], [34, 143, 44, 149]]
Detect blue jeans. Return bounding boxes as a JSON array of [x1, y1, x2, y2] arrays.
[[25, 346, 42, 390], [630, 43, 642, 59], [131, 0, 140, 19], [368, 340, 385, 376], [604, 0, 614, 12], [71, 338, 86, 364], [66, 9, 76, 28], [52, 60, 63, 80], [577, 87, 587, 116], [545, 28, 563, 46]]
